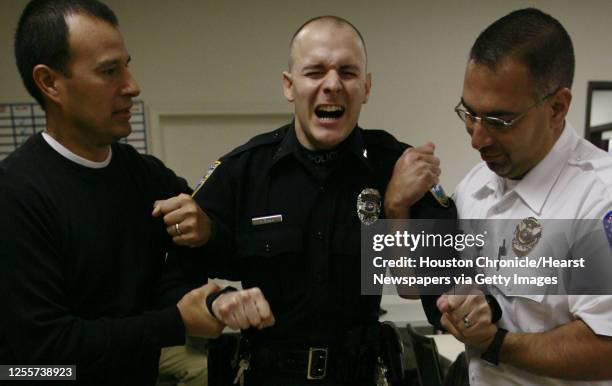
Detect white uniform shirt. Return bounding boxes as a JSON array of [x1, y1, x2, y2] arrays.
[[454, 122, 612, 386]]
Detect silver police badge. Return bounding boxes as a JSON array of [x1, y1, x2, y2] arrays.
[[512, 217, 542, 257], [357, 188, 381, 226]]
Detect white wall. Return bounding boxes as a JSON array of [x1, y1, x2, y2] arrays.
[[2, 0, 611, 190]]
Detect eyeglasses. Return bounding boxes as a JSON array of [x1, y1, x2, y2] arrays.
[[454, 89, 558, 132]]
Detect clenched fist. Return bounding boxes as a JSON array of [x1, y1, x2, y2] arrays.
[[212, 287, 275, 331], [385, 142, 441, 219]]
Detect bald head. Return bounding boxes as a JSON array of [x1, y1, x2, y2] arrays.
[[281, 14, 371, 151], [288, 16, 367, 71]]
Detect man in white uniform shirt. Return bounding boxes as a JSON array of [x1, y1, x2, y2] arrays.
[[438, 8, 612, 386]]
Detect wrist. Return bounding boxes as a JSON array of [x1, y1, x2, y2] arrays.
[[205, 286, 237, 320], [384, 201, 411, 219], [481, 327, 509, 366]]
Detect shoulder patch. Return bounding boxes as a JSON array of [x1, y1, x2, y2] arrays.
[[221, 124, 290, 160], [430, 184, 450, 207], [192, 160, 221, 196], [603, 211, 612, 250]]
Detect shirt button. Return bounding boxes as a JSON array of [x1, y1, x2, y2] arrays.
[[264, 243, 271, 253], [316, 231, 324, 240]]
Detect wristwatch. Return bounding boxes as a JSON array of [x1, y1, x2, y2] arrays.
[[480, 327, 508, 366]]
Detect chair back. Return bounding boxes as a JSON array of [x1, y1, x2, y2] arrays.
[[406, 324, 444, 386]]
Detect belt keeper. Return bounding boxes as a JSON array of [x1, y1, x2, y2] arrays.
[[307, 347, 328, 380]]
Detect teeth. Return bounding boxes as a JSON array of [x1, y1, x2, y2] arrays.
[[317, 105, 344, 112]]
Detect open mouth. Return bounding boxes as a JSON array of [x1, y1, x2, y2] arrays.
[[315, 104, 345, 120], [112, 106, 133, 120], [113, 106, 132, 114]]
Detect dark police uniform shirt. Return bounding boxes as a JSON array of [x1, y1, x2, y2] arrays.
[[195, 123, 456, 346]]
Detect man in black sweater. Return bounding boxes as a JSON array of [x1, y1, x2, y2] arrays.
[[0, 1, 273, 384]]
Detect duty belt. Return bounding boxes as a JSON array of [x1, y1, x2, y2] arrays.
[[250, 346, 329, 380]]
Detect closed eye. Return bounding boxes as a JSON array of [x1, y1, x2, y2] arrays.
[[102, 67, 117, 75]]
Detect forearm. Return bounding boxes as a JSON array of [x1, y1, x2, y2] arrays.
[[500, 320, 612, 380]]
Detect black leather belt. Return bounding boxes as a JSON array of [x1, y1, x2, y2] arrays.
[[250, 346, 330, 380]]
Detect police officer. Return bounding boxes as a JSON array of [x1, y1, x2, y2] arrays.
[[156, 16, 455, 385], [439, 8, 612, 385]]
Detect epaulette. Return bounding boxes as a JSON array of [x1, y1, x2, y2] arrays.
[[219, 124, 290, 161], [362, 129, 409, 152], [569, 154, 612, 189]]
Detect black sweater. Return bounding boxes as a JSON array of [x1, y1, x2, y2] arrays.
[[0, 134, 201, 385]]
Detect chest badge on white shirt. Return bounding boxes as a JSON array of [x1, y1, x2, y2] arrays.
[[357, 188, 381, 226], [512, 217, 542, 257]]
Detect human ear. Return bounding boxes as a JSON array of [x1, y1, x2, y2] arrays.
[[363, 73, 372, 104], [282, 71, 294, 102], [32, 64, 62, 105], [549, 87, 571, 129]]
